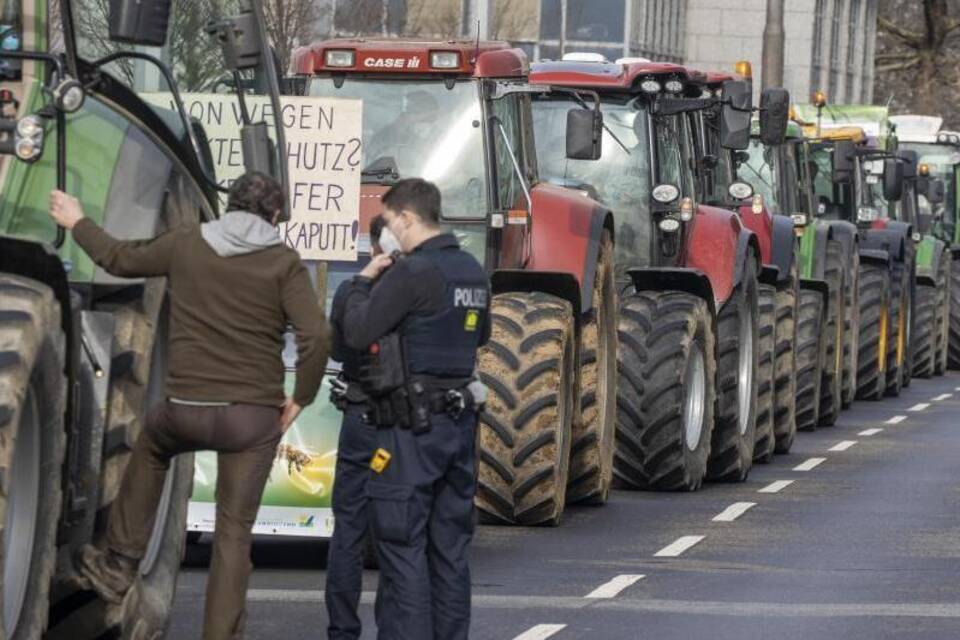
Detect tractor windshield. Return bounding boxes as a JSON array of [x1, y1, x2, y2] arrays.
[[900, 141, 959, 235], [810, 144, 855, 221], [532, 96, 653, 275], [740, 138, 781, 214], [306, 77, 487, 219]]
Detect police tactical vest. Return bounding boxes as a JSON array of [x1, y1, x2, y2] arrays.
[[401, 246, 489, 379]]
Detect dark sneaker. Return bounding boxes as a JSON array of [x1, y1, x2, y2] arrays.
[[77, 544, 137, 604]]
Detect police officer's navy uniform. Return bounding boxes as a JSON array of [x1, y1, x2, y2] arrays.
[[325, 282, 379, 640], [336, 233, 490, 640]]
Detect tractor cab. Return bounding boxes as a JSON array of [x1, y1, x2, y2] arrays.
[[528, 58, 754, 285]]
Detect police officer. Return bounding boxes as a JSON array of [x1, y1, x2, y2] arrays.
[[331, 178, 490, 640], [325, 214, 387, 640]]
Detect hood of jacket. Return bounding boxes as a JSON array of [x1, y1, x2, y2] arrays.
[[200, 211, 282, 257]]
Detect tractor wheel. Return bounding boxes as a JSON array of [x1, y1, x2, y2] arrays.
[[477, 292, 576, 526], [855, 262, 890, 400], [885, 260, 911, 396], [818, 240, 845, 427], [0, 275, 67, 640], [841, 248, 860, 408], [912, 282, 937, 379], [949, 257, 960, 369], [707, 258, 759, 483], [47, 290, 192, 639], [772, 263, 798, 455], [612, 291, 715, 491], [795, 288, 825, 431], [753, 284, 776, 464], [934, 257, 950, 376], [567, 231, 617, 505]]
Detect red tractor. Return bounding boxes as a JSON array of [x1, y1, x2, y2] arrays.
[[290, 40, 617, 525], [690, 66, 798, 458], [529, 58, 774, 490]]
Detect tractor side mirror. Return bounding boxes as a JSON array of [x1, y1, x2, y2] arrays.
[[926, 178, 946, 204], [883, 158, 904, 202], [759, 87, 789, 146], [720, 80, 752, 150], [109, 0, 173, 46], [207, 7, 264, 70], [566, 108, 603, 161], [831, 140, 855, 181]]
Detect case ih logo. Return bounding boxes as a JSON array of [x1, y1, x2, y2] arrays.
[[362, 56, 422, 69]]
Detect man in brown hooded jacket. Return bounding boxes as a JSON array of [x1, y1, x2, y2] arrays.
[[48, 171, 329, 639]]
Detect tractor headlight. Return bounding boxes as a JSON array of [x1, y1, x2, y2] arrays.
[[325, 50, 355, 67], [640, 79, 662, 94], [658, 217, 681, 233], [14, 136, 40, 161], [791, 213, 808, 226], [13, 115, 43, 163], [857, 206, 879, 222], [16, 115, 41, 138], [430, 51, 460, 69], [53, 77, 85, 113]]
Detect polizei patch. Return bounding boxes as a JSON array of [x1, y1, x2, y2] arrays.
[[453, 287, 487, 308]]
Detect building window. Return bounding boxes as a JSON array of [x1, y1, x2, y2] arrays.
[[810, 0, 826, 94], [828, 0, 845, 98], [845, 0, 861, 99]]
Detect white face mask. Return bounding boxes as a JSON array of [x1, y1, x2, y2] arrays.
[[377, 226, 402, 255]]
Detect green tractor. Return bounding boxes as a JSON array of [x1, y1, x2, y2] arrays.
[[737, 118, 826, 448], [889, 115, 957, 375], [795, 102, 917, 402], [0, 0, 287, 636]]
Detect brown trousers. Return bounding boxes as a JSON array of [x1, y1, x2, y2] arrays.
[[106, 401, 282, 640]]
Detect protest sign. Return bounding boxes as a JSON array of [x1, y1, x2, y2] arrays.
[[143, 93, 362, 261]]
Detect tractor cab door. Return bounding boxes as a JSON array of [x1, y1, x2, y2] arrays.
[[487, 84, 533, 271]]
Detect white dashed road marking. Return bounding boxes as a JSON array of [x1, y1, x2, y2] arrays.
[[858, 428, 883, 436], [886, 415, 907, 424], [513, 624, 566, 639], [909, 403, 930, 412], [932, 393, 952, 402], [654, 535, 705, 557], [584, 575, 646, 599], [712, 502, 756, 522], [758, 480, 794, 494], [793, 457, 826, 471], [829, 440, 857, 452]]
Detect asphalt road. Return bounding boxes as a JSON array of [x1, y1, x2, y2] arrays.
[[170, 373, 960, 639]]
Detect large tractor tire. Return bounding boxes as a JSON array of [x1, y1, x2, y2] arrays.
[[885, 260, 912, 396], [818, 240, 845, 427], [613, 291, 716, 491], [912, 281, 938, 379], [707, 258, 759, 483], [795, 288, 825, 431], [855, 262, 890, 400], [567, 231, 617, 505], [773, 262, 798, 455], [949, 257, 960, 369], [477, 292, 577, 526], [47, 288, 193, 639], [0, 275, 67, 640], [934, 257, 950, 376], [841, 248, 860, 408], [753, 285, 776, 464]]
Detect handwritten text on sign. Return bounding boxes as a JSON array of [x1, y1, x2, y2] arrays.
[[144, 94, 362, 261]]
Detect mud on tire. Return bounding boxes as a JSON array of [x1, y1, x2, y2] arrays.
[[753, 284, 776, 464], [613, 291, 716, 491], [856, 261, 890, 400], [934, 257, 950, 376], [841, 248, 859, 408], [912, 281, 937, 379], [949, 256, 960, 370], [477, 292, 577, 526], [0, 275, 67, 640], [818, 240, 845, 427], [773, 264, 798, 455], [707, 258, 759, 483], [795, 287, 825, 431], [567, 231, 617, 505]]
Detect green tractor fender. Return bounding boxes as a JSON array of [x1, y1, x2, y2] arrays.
[[915, 235, 947, 285]]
